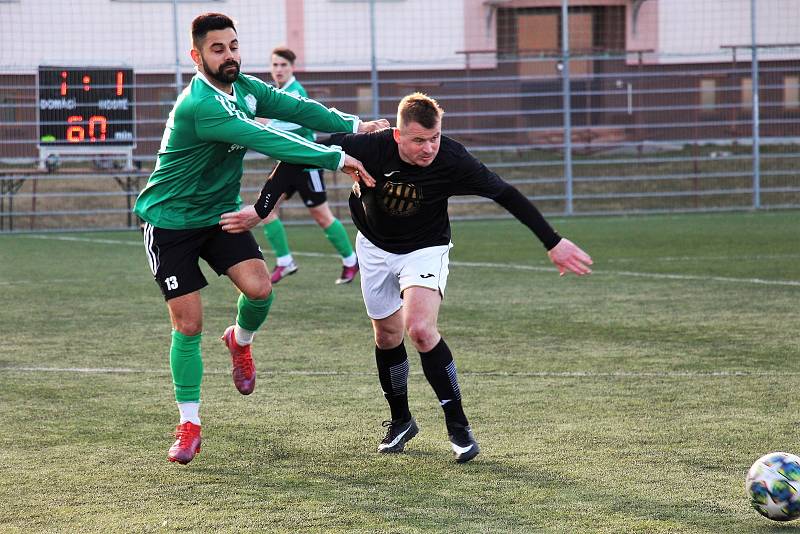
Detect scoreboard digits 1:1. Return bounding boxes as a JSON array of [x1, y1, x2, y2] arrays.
[[38, 66, 135, 146]]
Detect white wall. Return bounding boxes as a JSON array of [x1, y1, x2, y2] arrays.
[[657, 0, 800, 63], [0, 0, 485, 74], [0, 0, 286, 74], [3, 0, 799, 74], [303, 0, 468, 71]]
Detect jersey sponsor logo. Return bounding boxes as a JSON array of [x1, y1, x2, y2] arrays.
[[383, 170, 400, 177], [228, 143, 246, 152], [380, 180, 421, 217], [244, 93, 257, 114], [420, 273, 435, 279]]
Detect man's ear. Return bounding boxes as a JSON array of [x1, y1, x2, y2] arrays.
[[190, 48, 201, 67], [392, 127, 400, 143]]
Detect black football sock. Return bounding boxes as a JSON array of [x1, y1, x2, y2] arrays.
[[375, 343, 411, 422], [419, 337, 469, 431]]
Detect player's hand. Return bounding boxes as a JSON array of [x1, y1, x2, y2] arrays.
[[342, 154, 375, 187], [219, 205, 262, 233], [357, 119, 390, 133], [547, 238, 593, 276]]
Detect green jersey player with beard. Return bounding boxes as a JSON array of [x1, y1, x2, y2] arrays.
[[134, 12, 385, 465]]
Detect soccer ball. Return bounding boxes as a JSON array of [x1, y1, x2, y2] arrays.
[[746, 452, 800, 521]]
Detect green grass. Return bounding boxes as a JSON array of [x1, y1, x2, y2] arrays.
[[0, 211, 798, 533]]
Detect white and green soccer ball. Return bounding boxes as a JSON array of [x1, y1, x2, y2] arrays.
[[746, 452, 800, 521]]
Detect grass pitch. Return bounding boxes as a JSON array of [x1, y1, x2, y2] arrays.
[[0, 211, 798, 533]]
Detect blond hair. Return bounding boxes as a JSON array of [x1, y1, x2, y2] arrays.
[[397, 92, 444, 129]]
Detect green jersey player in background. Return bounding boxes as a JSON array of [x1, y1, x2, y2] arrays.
[[133, 12, 386, 465], [259, 47, 360, 285]]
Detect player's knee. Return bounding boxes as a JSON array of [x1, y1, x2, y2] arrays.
[[374, 329, 403, 349], [406, 321, 438, 351], [311, 208, 333, 227], [243, 280, 272, 301], [174, 320, 203, 337]]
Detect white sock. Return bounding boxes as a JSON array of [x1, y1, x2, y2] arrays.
[[276, 254, 294, 267], [178, 401, 201, 425], [342, 253, 357, 267], [234, 325, 254, 346]]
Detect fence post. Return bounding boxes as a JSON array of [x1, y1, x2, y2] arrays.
[[751, 0, 761, 209], [369, 0, 380, 120], [172, 0, 182, 97], [561, 0, 574, 215]]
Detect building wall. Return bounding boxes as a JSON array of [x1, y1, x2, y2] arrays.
[[647, 0, 800, 64], [0, 0, 493, 74], [0, 0, 287, 73]]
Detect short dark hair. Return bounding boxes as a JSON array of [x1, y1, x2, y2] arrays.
[[191, 13, 237, 48], [397, 93, 444, 130], [271, 46, 296, 64]]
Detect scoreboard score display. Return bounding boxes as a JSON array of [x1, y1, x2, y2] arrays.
[[38, 66, 135, 146]]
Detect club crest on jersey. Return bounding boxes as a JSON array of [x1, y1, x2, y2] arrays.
[[380, 180, 421, 216], [244, 94, 257, 114]]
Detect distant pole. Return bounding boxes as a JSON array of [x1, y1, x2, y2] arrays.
[[369, 0, 380, 119], [172, 0, 182, 97], [750, 0, 761, 208], [561, 0, 574, 215]]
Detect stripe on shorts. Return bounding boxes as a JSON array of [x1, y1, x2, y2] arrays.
[[143, 223, 159, 275], [309, 169, 323, 193]]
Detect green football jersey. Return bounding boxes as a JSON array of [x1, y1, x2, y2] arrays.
[[133, 71, 358, 229], [268, 76, 315, 143]]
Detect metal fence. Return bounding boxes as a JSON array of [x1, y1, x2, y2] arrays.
[[0, 0, 798, 232]]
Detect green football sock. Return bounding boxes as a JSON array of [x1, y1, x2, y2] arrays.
[[324, 218, 354, 258], [236, 292, 275, 333], [170, 330, 203, 403], [264, 219, 291, 258]]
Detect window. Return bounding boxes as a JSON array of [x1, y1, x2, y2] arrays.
[[785, 75, 800, 110], [740, 77, 752, 110], [700, 79, 716, 111]]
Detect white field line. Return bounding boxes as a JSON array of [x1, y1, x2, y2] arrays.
[[604, 253, 800, 263], [450, 260, 800, 287], [0, 366, 795, 378], [7, 234, 800, 288]]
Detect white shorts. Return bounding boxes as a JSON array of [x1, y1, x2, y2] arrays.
[[356, 232, 452, 320]]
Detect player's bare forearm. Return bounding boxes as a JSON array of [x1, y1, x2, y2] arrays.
[[547, 238, 593, 276]]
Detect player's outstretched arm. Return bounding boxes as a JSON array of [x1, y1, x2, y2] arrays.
[[219, 153, 374, 234], [547, 238, 593, 276]]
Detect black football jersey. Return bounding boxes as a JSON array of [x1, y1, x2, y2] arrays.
[[328, 129, 511, 254]]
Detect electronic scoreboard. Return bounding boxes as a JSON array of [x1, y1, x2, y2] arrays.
[[38, 66, 135, 146]]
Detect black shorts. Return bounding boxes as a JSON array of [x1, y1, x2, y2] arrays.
[[279, 166, 327, 207], [142, 223, 264, 300]]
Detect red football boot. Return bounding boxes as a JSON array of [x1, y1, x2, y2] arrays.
[[335, 262, 359, 285], [168, 421, 201, 465], [221, 325, 256, 395], [270, 262, 298, 284]]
